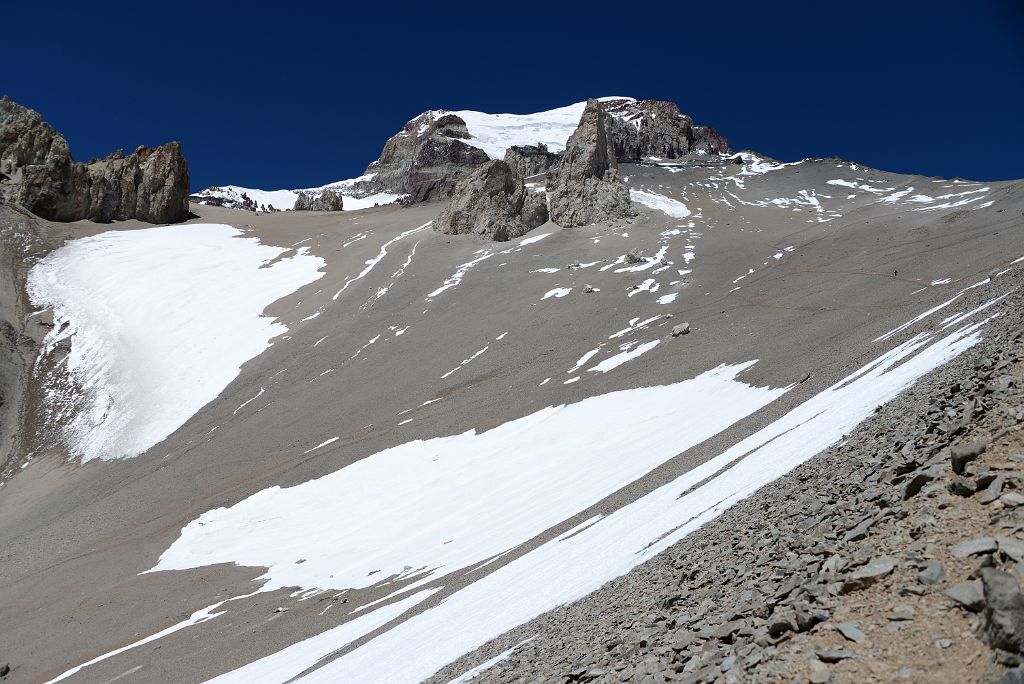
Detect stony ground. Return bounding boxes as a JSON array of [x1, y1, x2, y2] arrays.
[[433, 270, 1024, 684]]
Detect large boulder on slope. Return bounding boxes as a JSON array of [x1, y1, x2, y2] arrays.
[[434, 160, 548, 241], [0, 96, 190, 223], [546, 99, 635, 228]]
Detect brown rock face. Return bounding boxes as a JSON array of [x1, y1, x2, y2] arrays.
[[0, 97, 190, 224], [546, 99, 635, 228], [434, 160, 548, 241], [601, 98, 730, 160], [503, 144, 559, 179], [362, 112, 489, 202]]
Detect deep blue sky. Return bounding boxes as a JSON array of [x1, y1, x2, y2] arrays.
[[5, 1, 1022, 190]]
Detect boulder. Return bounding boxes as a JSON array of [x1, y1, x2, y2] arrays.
[[981, 569, 1024, 653], [0, 97, 189, 223], [546, 99, 635, 228], [294, 189, 344, 211], [434, 160, 547, 241]]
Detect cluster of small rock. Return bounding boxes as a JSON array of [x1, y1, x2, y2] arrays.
[[0, 97, 190, 224], [430, 272, 1024, 684], [294, 188, 344, 212]]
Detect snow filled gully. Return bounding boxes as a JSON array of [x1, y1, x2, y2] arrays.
[[27, 223, 325, 461], [46, 314, 998, 684]]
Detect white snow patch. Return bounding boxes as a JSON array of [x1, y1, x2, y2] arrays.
[[203, 590, 440, 684], [335, 222, 431, 300], [441, 346, 489, 379], [151, 363, 786, 599], [446, 637, 538, 684], [589, 340, 660, 373], [27, 224, 324, 461], [629, 190, 691, 219], [542, 287, 572, 300], [517, 232, 552, 247], [303, 437, 339, 454]]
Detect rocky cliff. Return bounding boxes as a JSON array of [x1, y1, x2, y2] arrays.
[[602, 98, 731, 160], [358, 112, 489, 203], [0, 97, 190, 223], [503, 144, 560, 179], [434, 160, 548, 241], [546, 99, 635, 228]]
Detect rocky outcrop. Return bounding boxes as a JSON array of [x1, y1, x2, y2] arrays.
[[433, 160, 547, 241], [546, 99, 635, 228], [601, 98, 730, 161], [0, 205, 48, 476], [294, 188, 344, 211], [359, 112, 489, 203], [0, 97, 190, 223], [503, 144, 559, 179]]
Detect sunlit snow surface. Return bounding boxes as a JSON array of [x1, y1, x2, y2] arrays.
[[27, 224, 324, 461], [152, 362, 786, 593], [629, 189, 691, 218], [286, 319, 988, 684]]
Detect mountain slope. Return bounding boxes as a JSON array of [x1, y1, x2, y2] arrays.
[[1, 152, 1022, 684]]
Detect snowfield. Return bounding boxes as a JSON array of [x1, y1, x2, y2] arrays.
[[151, 362, 787, 593], [27, 224, 324, 461]]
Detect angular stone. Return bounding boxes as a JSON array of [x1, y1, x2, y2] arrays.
[[814, 648, 855, 663], [808, 659, 832, 683], [841, 557, 897, 593], [999, 668, 1024, 684], [952, 537, 998, 558], [949, 476, 977, 497], [981, 569, 1024, 653], [671, 323, 691, 337], [950, 441, 986, 474], [835, 622, 866, 643], [902, 467, 941, 500], [917, 561, 946, 585], [945, 580, 985, 612], [981, 477, 1007, 505], [1000, 537, 1024, 563], [890, 604, 915, 621]]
